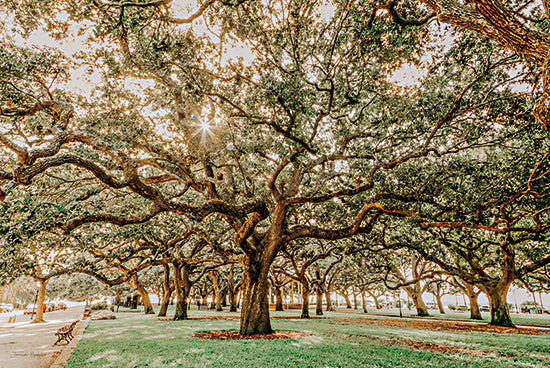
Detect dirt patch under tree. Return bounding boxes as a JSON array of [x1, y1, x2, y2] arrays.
[[192, 330, 313, 340]]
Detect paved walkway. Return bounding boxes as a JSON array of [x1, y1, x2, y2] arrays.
[[0, 305, 87, 368]]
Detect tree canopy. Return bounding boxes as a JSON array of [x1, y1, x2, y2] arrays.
[[1, 0, 550, 332]]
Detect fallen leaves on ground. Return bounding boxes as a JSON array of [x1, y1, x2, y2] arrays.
[[331, 317, 550, 335], [360, 335, 520, 359]]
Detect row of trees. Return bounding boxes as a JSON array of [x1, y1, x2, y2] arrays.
[[1, 0, 550, 333], [4, 236, 546, 323]]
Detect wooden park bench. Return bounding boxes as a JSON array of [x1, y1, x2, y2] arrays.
[[54, 320, 79, 345]]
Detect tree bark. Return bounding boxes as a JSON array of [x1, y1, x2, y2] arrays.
[[367, 291, 382, 309], [208, 274, 218, 310], [173, 262, 191, 321], [221, 289, 228, 307], [415, 295, 429, 316], [215, 289, 224, 311], [158, 264, 172, 317], [325, 291, 333, 311], [361, 291, 368, 313], [240, 256, 273, 335], [353, 292, 358, 310], [342, 292, 352, 308], [485, 283, 514, 327], [531, 291, 539, 314], [315, 288, 323, 316], [227, 266, 240, 312], [114, 289, 122, 307], [229, 289, 239, 312], [32, 278, 48, 323], [274, 286, 284, 311], [404, 286, 429, 317], [435, 292, 445, 314], [158, 292, 170, 317], [130, 294, 138, 309], [200, 288, 208, 310], [132, 274, 154, 315], [208, 270, 225, 311], [209, 290, 216, 309], [301, 286, 310, 319], [289, 281, 294, 306], [469, 292, 482, 320]]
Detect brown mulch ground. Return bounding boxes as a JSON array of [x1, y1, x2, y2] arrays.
[[360, 335, 520, 359], [192, 330, 313, 340], [331, 317, 550, 335], [159, 316, 325, 321]]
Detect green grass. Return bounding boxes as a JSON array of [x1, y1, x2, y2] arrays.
[[66, 306, 550, 368]]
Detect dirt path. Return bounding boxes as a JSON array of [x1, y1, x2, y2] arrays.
[[0, 305, 86, 368]]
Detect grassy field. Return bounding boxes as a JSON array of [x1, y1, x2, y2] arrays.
[[66, 306, 550, 368]]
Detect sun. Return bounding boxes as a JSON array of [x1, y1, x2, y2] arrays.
[[199, 121, 212, 132]]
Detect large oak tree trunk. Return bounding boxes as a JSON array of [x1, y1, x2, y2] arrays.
[[325, 291, 333, 311], [274, 286, 284, 311], [435, 293, 445, 314], [208, 274, 217, 310], [227, 266, 240, 313], [174, 299, 188, 320], [342, 292, 352, 308], [114, 289, 122, 307], [200, 289, 208, 310], [209, 271, 224, 311], [229, 293, 239, 312], [361, 291, 368, 313], [130, 294, 138, 309], [221, 290, 228, 307], [433, 282, 445, 314], [404, 286, 429, 317], [367, 291, 381, 309], [469, 293, 482, 320], [301, 286, 310, 319], [485, 284, 514, 327], [215, 290, 224, 311], [173, 262, 191, 321], [132, 275, 154, 315], [158, 292, 170, 317], [32, 278, 48, 323], [315, 288, 323, 316], [240, 257, 272, 335], [459, 279, 482, 320], [229, 289, 239, 312], [209, 289, 216, 309], [158, 264, 172, 317], [415, 295, 429, 316]]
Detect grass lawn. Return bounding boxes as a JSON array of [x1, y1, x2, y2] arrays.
[[66, 306, 550, 368]]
